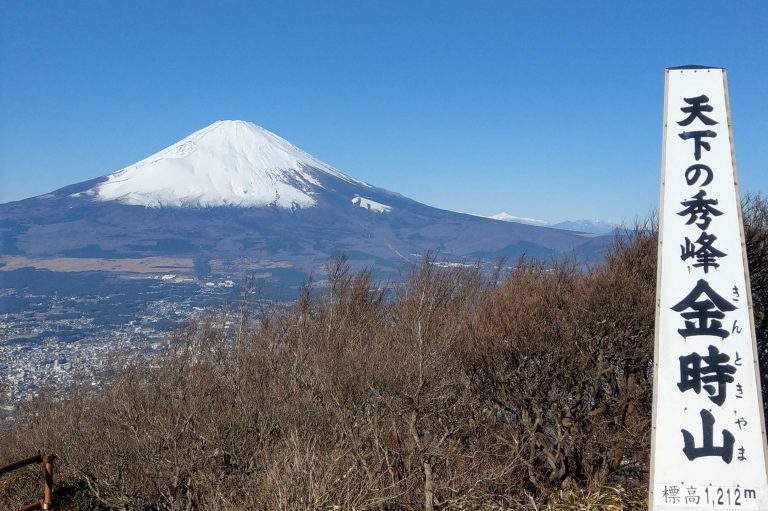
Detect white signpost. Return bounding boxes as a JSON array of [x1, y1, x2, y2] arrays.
[[650, 66, 768, 509]]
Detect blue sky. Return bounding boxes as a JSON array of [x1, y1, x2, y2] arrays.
[[1, 1, 766, 223]]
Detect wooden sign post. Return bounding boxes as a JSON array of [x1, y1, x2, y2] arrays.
[[650, 66, 768, 509]]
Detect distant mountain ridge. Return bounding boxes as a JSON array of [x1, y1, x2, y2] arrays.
[[489, 212, 619, 235], [552, 219, 619, 235]]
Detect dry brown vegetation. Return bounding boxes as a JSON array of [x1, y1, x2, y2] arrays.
[[2, 195, 768, 510]]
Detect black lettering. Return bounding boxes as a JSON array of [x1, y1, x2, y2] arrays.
[[671, 279, 737, 339], [679, 130, 717, 161], [680, 231, 727, 273], [678, 345, 736, 406], [677, 190, 723, 231], [685, 163, 714, 186], [681, 409, 735, 463], [677, 95, 718, 127]]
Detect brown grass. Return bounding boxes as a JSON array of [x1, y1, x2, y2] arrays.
[[0, 256, 194, 274]]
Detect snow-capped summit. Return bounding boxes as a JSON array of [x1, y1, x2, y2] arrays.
[[88, 120, 366, 208]]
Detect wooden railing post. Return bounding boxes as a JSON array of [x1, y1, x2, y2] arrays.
[[42, 452, 54, 510]]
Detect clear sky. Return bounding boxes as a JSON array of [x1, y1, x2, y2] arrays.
[[1, 1, 766, 223]]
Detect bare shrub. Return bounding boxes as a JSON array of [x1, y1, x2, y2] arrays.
[[462, 226, 656, 495], [743, 193, 768, 422]]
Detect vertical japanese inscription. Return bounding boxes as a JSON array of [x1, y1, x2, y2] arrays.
[[671, 90, 739, 465]]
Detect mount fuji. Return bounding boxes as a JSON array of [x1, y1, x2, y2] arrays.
[[86, 120, 369, 209], [0, 120, 610, 290]]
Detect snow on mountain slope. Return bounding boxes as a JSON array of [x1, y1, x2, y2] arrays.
[[352, 196, 392, 213], [488, 212, 548, 226], [86, 120, 367, 208], [551, 219, 618, 235]]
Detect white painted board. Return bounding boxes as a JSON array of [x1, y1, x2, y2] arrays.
[[649, 67, 768, 510]]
